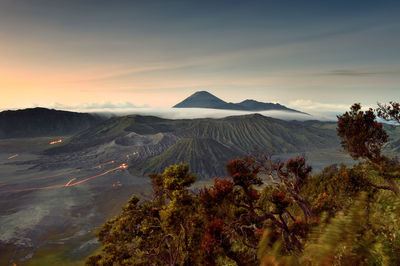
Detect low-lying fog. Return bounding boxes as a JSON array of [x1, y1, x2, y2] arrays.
[[79, 107, 336, 121]]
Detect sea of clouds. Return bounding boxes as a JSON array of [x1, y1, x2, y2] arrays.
[[86, 107, 336, 121]]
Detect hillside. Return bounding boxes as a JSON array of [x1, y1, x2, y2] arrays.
[[173, 91, 305, 113], [0, 107, 105, 139], [44, 115, 185, 153], [138, 138, 240, 177], [50, 114, 338, 153], [383, 125, 400, 153], [176, 114, 337, 153], [47, 113, 341, 178]]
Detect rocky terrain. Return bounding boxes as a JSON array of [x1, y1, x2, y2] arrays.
[[0, 109, 399, 264]]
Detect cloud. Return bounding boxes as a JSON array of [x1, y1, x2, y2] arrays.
[[287, 99, 377, 120], [288, 99, 350, 111], [97, 107, 314, 121], [48, 101, 148, 111], [70, 65, 187, 83], [288, 99, 351, 120], [318, 68, 400, 77]]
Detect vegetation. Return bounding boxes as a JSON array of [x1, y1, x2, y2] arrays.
[[87, 102, 400, 265]]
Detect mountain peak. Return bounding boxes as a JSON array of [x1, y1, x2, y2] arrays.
[[173, 91, 227, 108], [173, 91, 307, 114], [191, 91, 214, 96], [239, 99, 258, 104]]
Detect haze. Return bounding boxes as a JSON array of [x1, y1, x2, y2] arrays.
[[1, 0, 399, 116]]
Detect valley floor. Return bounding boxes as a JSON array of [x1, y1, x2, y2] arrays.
[[0, 136, 377, 265], [0, 137, 152, 265]]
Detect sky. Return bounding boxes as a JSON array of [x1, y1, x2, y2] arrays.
[[1, 0, 399, 117]]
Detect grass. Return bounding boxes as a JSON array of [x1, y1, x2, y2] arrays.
[[21, 228, 100, 266], [21, 245, 88, 266]]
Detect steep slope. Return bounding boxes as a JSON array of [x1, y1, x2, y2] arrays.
[[42, 113, 399, 178], [176, 114, 338, 154], [0, 107, 105, 139], [49, 114, 338, 154], [117, 132, 180, 159], [45, 115, 138, 153], [44, 115, 186, 154], [173, 91, 228, 108], [138, 138, 241, 178]]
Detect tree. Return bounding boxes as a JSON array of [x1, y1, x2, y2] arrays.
[[88, 156, 320, 265], [337, 103, 400, 194], [87, 163, 202, 265], [88, 101, 400, 265], [377, 101, 400, 125]]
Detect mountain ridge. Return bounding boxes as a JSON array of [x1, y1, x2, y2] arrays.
[[173, 91, 307, 114], [0, 107, 106, 139], [45, 113, 340, 178]]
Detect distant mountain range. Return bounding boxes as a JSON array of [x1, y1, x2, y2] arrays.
[[46, 113, 339, 178], [1, 107, 399, 178], [173, 91, 307, 114], [0, 107, 106, 139]]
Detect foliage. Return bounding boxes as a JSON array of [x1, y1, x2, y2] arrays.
[[88, 156, 318, 265], [337, 103, 388, 161], [377, 101, 400, 125], [88, 102, 400, 266], [337, 103, 400, 194]]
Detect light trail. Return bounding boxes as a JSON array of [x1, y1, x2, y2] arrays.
[[49, 139, 62, 145], [0, 184, 65, 193], [67, 164, 127, 187], [30, 169, 82, 181], [64, 178, 76, 187], [0, 160, 115, 188], [0, 163, 128, 194], [7, 154, 19, 159], [0, 169, 83, 188], [93, 160, 115, 168]]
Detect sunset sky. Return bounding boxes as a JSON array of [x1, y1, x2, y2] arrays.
[[1, 0, 399, 115]]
